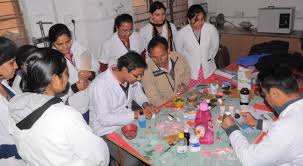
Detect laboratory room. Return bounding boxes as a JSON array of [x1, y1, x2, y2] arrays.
[[1, 0, 303, 166]]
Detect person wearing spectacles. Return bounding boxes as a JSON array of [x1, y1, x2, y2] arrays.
[[89, 51, 159, 166]]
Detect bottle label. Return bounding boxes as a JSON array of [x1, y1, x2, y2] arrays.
[[240, 94, 249, 103], [177, 145, 188, 153], [190, 142, 200, 147]]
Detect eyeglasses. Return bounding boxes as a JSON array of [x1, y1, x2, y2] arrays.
[[129, 72, 143, 79]]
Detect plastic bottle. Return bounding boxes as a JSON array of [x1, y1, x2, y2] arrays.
[[240, 87, 250, 105], [200, 121, 214, 145], [176, 132, 188, 154], [138, 111, 146, 128], [184, 126, 190, 146], [194, 103, 214, 145], [195, 102, 212, 126], [189, 135, 201, 152], [229, 103, 235, 116]]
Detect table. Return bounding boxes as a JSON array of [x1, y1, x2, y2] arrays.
[[106, 74, 269, 166]]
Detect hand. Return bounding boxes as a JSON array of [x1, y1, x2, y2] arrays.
[[134, 109, 152, 119], [221, 115, 236, 129], [78, 70, 92, 81], [241, 112, 257, 128], [76, 79, 89, 91], [177, 83, 188, 94], [143, 102, 160, 114]]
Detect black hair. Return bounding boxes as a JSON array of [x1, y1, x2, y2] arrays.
[[147, 36, 168, 53], [149, 1, 166, 13], [114, 14, 133, 33], [16, 45, 38, 68], [48, 23, 71, 44], [187, 4, 206, 20], [0, 37, 17, 65], [258, 66, 298, 94], [117, 51, 147, 72], [21, 48, 67, 93]]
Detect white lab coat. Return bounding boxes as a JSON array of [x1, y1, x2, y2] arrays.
[[0, 81, 25, 166], [140, 22, 177, 62], [9, 93, 109, 166], [11, 74, 22, 94], [229, 98, 303, 166], [139, 22, 177, 51], [98, 31, 143, 66], [63, 41, 98, 113], [88, 68, 149, 136], [175, 23, 219, 79], [67, 41, 99, 85]]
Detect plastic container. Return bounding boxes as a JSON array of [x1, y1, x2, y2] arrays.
[[229, 103, 235, 116], [189, 135, 201, 152], [194, 103, 214, 145], [176, 132, 188, 154], [121, 124, 138, 140], [138, 111, 146, 128], [184, 126, 190, 146], [195, 103, 212, 125]]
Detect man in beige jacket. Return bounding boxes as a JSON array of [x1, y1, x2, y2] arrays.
[[142, 36, 191, 106]]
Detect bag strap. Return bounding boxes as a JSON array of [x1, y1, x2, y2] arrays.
[[16, 97, 62, 130]]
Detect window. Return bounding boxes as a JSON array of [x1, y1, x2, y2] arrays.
[[0, 0, 28, 46]]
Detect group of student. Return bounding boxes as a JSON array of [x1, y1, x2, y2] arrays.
[[1, 1, 303, 166]]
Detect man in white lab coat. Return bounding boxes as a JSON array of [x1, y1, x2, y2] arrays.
[[139, 1, 177, 61], [89, 51, 159, 165], [222, 66, 303, 166], [175, 4, 219, 87]]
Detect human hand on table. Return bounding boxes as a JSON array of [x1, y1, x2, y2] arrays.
[[241, 112, 257, 128], [221, 115, 236, 129], [177, 83, 188, 94], [143, 102, 160, 114], [134, 109, 152, 119]]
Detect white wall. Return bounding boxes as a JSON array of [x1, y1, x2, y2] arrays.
[[20, 0, 132, 57], [206, 0, 303, 30]]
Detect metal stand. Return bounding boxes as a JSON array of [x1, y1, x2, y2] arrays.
[[32, 20, 52, 47]]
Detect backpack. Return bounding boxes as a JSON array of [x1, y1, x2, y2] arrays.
[[215, 44, 230, 69]]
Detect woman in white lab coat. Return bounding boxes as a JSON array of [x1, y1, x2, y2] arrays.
[[49, 23, 96, 122], [12, 45, 38, 94], [9, 48, 109, 166], [175, 4, 219, 88], [139, 1, 177, 58], [0, 37, 25, 166], [99, 13, 143, 72]]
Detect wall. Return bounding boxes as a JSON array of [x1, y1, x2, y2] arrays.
[[133, 0, 188, 30], [20, 0, 132, 57], [203, 0, 303, 30]]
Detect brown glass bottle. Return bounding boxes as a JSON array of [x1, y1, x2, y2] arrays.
[[240, 87, 250, 105]]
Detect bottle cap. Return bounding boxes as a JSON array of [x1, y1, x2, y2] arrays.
[[199, 102, 209, 111], [178, 132, 184, 138]]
